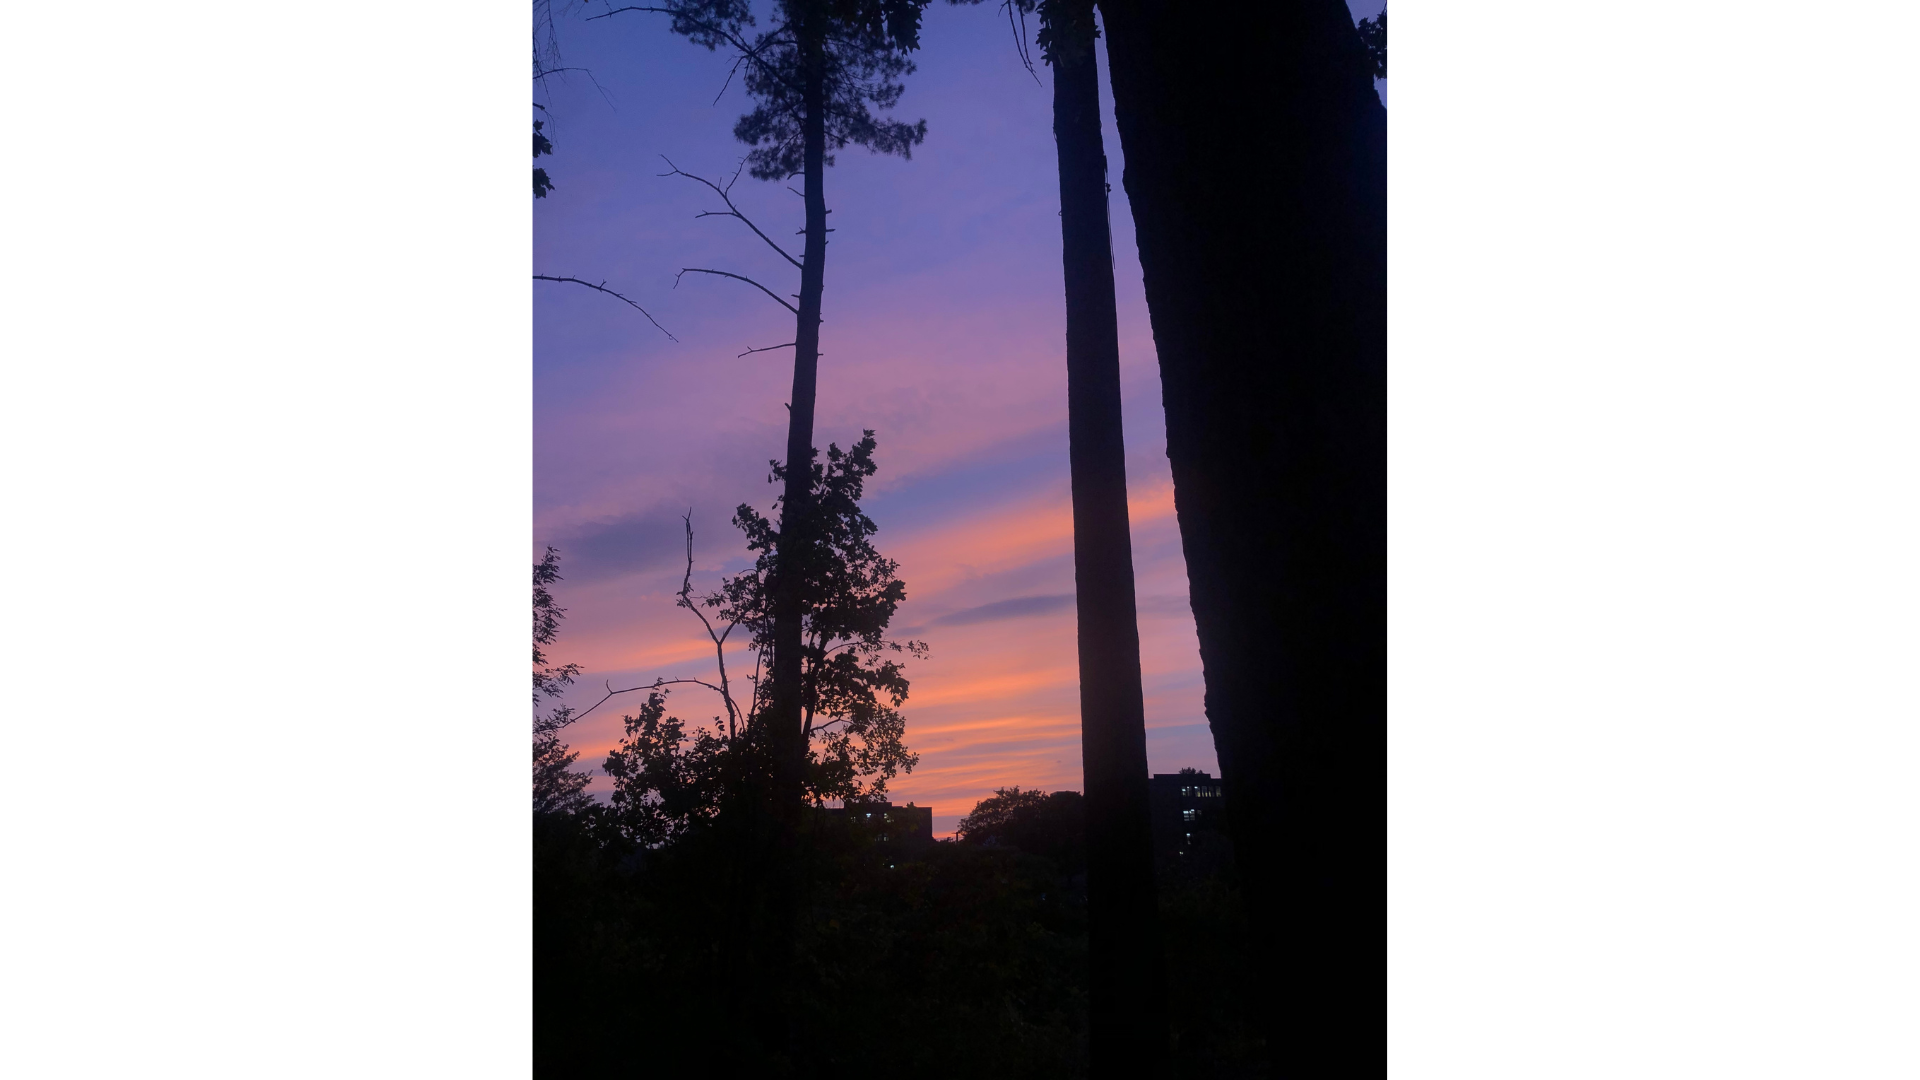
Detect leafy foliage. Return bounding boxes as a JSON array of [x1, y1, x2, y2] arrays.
[[599, 433, 924, 844], [533, 708, 592, 814], [533, 546, 581, 702], [1357, 4, 1386, 80], [533, 116, 555, 198], [717, 430, 926, 801], [1030, 0, 1095, 69], [650, 0, 933, 180], [533, 0, 563, 196], [956, 785, 1050, 839], [735, 0, 931, 178], [957, 785, 1087, 874], [533, 548, 593, 814], [600, 690, 732, 845]]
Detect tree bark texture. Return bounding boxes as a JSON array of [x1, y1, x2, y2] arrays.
[[1052, 3, 1170, 1070], [1095, 0, 1387, 1070]]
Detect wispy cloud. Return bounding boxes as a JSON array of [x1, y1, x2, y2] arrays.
[[535, 7, 1219, 836], [923, 592, 1074, 628]]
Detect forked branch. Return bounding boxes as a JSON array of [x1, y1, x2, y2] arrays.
[[661, 156, 803, 270]]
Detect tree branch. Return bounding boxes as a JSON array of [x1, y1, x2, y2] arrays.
[[661, 156, 804, 270], [737, 341, 795, 358], [589, 7, 805, 100], [533, 275, 677, 341], [571, 676, 734, 725], [677, 511, 742, 737], [1003, 1, 1042, 85], [675, 267, 800, 316], [712, 55, 743, 105]]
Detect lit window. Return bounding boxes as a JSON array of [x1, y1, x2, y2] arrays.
[[1182, 809, 1196, 822]]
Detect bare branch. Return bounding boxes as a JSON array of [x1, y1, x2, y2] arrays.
[[677, 511, 742, 736], [737, 341, 795, 358], [674, 268, 799, 316], [1003, 1, 1042, 85], [533, 275, 677, 341], [660, 156, 803, 270], [713, 56, 742, 105], [589, 6, 805, 100], [571, 676, 734, 726]]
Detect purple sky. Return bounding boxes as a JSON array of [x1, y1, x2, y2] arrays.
[[535, 0, 1384, 835]]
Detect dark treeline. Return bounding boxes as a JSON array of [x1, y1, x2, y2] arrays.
[[532, 453, 1261, 1075], [535, 728, 1264, 1078]]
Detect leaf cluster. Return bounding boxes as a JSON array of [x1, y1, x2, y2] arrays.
[[598, 433, 925, 844], [956, 785, 1087, 874], [1357, 4, 1386, 80], [649, 0, 933, 179], [944, 0, 1092, 73], [533, 546, 582, 703], [533, 548, 593, 814], [534, 116, 556, 198], [599, 690, 740, 845], [716, 430, 926, 801]]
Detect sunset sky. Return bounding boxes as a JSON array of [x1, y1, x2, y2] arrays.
[[535, 1, 1384, 836]]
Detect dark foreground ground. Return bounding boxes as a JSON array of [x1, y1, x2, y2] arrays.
[[534, 806, 1264, 1078]]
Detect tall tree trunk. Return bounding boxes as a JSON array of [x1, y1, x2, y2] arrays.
[[747, 7, 830, 1063], [1094, 0, 1387, 1071], [1050, 1, 1169, 1070], [769, 6, 829, 815]]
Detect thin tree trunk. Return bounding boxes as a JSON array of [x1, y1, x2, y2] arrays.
[[1094, 0, 1387, 1072], [1051, 1, 1169, 1068], [747, 8, 830, 1062], [770, 12, 829, 809]]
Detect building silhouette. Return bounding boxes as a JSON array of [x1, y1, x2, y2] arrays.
[[819, 799, 934, 850], [1148, 769, 1227, 861]]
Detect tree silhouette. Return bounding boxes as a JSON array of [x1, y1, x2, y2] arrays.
[[716, 432, 927, 800], [957, 785, 1087, 873], [950, 0, 1169, 1061], [1034, 0, 1170, 1066], [597, 0, 933, 830], [1095, 0, 1387, 1068], [575, 430, 926, 1056], [532, 548, 594, 815], [595, 432, 927, 848]]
